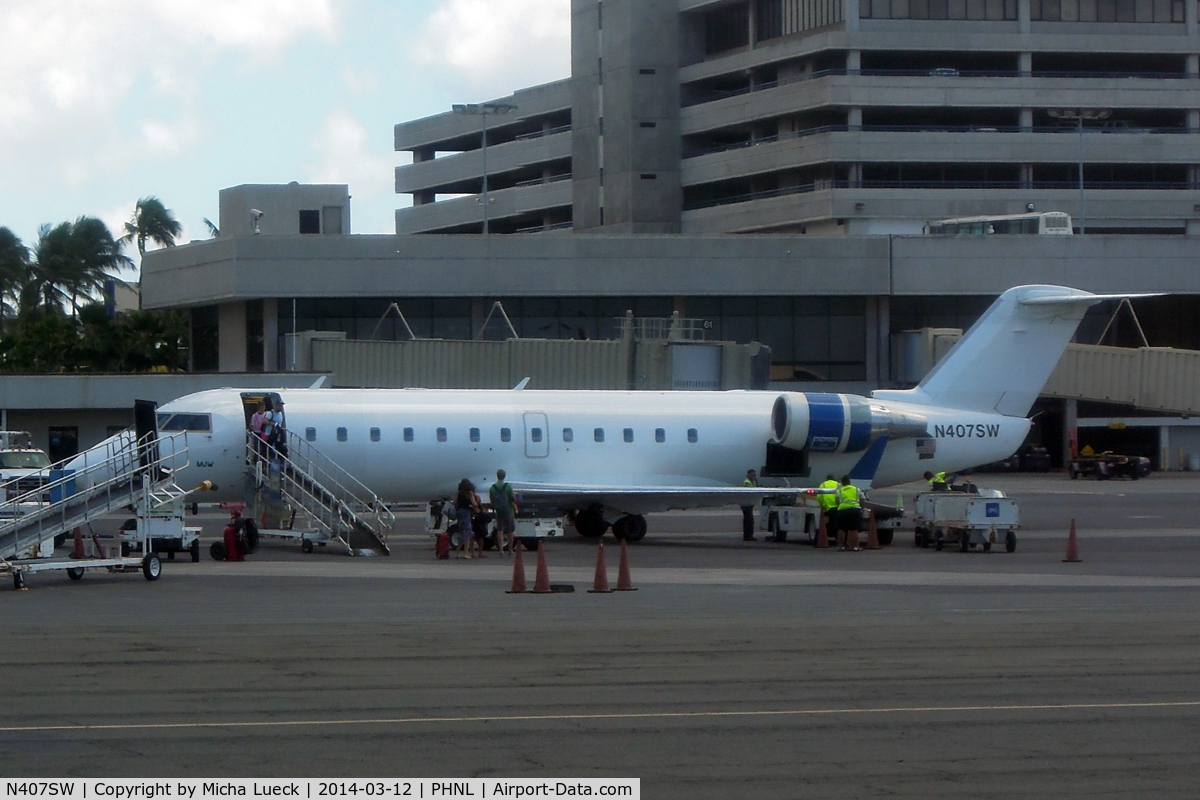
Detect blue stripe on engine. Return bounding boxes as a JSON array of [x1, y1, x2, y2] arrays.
[[805, 393, 845, 452], [846, 420, 872, 453]]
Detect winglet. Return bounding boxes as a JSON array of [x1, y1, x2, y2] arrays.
[[513, 377, 530, 390]]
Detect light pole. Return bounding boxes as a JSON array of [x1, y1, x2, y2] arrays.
[[452, 102, 517, 235], [1048, 108, 1110, 234]]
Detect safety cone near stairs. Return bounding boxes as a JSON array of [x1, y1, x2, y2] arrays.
[[616, 539, 638, 591], [588, 542, 613, 593], [866, 510, 881, 550], [815, 511, 829, 548], [506, 543, 527, 593], [532, 540, 552, 593], [1063, 519, 1081, 563]]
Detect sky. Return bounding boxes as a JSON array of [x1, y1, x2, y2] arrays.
[[0, 0, 571, 266]]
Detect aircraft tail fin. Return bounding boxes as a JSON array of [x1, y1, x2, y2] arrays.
[[873, 285, 1155, 418]]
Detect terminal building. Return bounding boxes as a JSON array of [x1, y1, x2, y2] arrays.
[[129, 3, 1200, 468]]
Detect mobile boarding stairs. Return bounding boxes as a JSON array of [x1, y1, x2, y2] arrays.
[[0, 422, 207, 590], [245, 430, 393, 556]]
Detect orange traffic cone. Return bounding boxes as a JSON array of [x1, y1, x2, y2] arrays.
[[815, 511, 829, 549], [866, 510, 881, 550], [533, 540, 552, 593], [1062, 519, 1081, 563], [616, 539, 638, 591], [588, 542, 613, 593], [506, 543, 527, 593]]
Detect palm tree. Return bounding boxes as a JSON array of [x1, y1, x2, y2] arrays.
[[120, 196, 183, 255], [27, 217, 133, 315], [202, 218, 219, 238], [0, 227, 30, 326]]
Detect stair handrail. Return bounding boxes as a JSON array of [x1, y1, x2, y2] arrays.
[[248, 430, 394, 536], [0, 430, 189, 560]]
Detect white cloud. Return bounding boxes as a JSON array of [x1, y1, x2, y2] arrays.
[[305, 110, 396, 225], [0, 0, 337, 187], [412, 0, 570, 97]]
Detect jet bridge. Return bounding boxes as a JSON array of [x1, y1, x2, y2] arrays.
[[246, 431, 393, 556]]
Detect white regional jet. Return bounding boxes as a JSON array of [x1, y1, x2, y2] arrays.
[[69, 284, 1129, 543]]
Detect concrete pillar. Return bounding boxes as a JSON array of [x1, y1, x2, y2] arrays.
[[1020, 108, 1033, 131], [847, 50, 861, 73], [1019, 52, 1032, 77], [848, 107, 863, 129], [1188, 110, 1200, 130], [1188, 0, 1197, 36], [1020, 164, 1033, 189], [876, 295, 891, 386], [1063, 398, 1078, 463], [1160, 425, 1171, 470], [748, 0, 757, 46], [218, 301, 248, 373], [263, 298, 279, 372], [673, 296, 687, 317], [471, 297, 486, 340], [845, 0, 860, 30], [1187, 54, 1199, 75], [1019, 0, 1031, 32], [865, 297, 879, 385]]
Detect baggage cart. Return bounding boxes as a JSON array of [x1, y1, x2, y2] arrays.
[[913, 488, 1020, 553]]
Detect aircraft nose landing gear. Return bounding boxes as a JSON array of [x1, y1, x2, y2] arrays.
[[611, 514, 647, 543]]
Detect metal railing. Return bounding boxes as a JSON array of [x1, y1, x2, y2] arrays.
[[0, 431, 188, 562], [250, 431, 393, 553], [617, 313, 710, 342]]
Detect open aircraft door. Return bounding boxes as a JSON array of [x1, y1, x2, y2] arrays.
[[134, 399, 159, 475], [523, 412, 549, 458]]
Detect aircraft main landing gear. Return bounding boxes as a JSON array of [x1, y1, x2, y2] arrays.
[[611, 514, 647, 543]]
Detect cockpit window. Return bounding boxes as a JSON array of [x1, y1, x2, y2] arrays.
[[156, 413, 213, 433]]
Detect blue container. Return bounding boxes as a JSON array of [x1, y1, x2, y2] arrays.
[[49, 469, 76, 503]]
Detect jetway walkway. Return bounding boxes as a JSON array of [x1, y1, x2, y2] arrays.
[[0, 431, 189, 564], [249, 431, 393, 555], [1042, 344, 1200, 415]]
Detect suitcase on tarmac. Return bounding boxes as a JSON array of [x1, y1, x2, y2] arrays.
[[435, 532, 451, 560]]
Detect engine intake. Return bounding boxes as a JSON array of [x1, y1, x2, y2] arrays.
[[771, 393, 928, 454]]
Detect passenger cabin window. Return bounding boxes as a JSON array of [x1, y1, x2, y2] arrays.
[[687, 428, 699, 443], [655, 428, 666, 443], [594, 428, 605, 442], [157, 413, 212, 433], [470, 427, 480, 443], [531, 428, 543, 443], [370, 427, 381, 442], [403, 427, 414, 442], [563, 428, 574, 443], [305, 427, 317, 442], [437, 427, 448, 442], [623, 428, 634, 443], [501, 428, 512, 442], [337, 427, 348, 442]]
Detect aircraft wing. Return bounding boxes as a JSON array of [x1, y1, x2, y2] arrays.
[[509, 482, 821, 516]]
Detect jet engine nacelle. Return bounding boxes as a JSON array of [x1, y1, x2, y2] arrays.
[[771, 392, 929, 454]]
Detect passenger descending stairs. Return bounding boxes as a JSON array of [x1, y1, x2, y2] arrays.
[[0, 431, 190, 563], [249, 431, 393, 555]]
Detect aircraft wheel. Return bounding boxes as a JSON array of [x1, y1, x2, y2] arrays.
[[623, 515, 647, 543], [67, 567, 85, 581], [574, 508, 608, 539], [1005, 531, 1017, 553], [142, 554, 162, 581], [210, 541, 227, 561], [611, 516, 629, 541]]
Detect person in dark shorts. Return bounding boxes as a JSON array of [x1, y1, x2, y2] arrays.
[[489, 469, 518, 555]]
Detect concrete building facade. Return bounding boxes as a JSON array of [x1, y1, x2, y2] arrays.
[[395, 0, 1200, 236]]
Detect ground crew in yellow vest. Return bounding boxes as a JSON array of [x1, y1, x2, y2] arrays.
[[818, 474, 839, 541], [741, 468, 759, 541], [923, 470, 949, 491], [836, 474, 864, 551]]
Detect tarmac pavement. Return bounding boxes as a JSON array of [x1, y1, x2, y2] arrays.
[[2, 472, 1199, 798]]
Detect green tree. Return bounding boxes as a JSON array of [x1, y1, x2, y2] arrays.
[[0, 227, 30, 327], [121, 196, 183, 255], [25, 217, 132, 315]]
